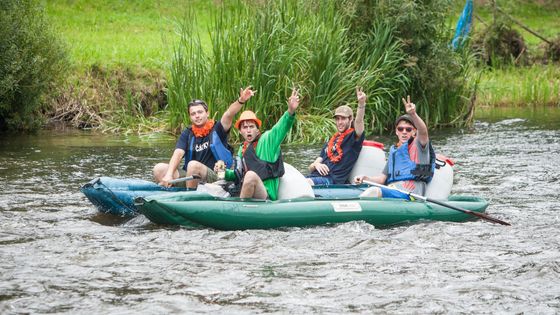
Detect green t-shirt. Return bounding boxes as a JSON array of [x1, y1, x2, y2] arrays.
[[225, 111, 295, 200]]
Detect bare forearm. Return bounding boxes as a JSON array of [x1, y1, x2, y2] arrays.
[[308, 157, 323, 172], [222, 87, 255, 131], [221, 100, 244, 131], [409, 112, 429, 146], [165, 149, 185, 177], [354, 103, 366, 137], [354, 88, 367, 137], [364, 174, 386, 184]]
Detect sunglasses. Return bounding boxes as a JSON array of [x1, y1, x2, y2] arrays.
[[397, 127, 414, 132]]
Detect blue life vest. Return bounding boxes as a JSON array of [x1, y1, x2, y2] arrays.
[[185, 127, 234, 169], [386, 139, 436, 184]]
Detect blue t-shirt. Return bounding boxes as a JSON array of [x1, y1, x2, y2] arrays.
[[175, 120, 228, 170], [310, 130, 365, 184]]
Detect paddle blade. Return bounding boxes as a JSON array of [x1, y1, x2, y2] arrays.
[[463, 209, 511, 226], [426, 197, 511, 226]]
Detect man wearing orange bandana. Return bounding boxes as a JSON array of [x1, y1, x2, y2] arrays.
[[153, 87, 255, 188], [306, 88, 367, 185]]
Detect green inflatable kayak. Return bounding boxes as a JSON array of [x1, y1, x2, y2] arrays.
[[136, 191, 489, 230]]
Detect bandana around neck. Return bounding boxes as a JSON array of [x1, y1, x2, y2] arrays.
[[191, 120, 215, 138], [326, 128, 354, 163], [242, 139, 259, 156]]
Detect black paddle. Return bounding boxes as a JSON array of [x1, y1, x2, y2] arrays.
[[363, 180, 511, 226], [168, 174, 201, 185]]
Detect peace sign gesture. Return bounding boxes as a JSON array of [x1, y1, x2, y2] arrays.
[[288, 87, 300, 114], [402, 95, 416, 115], [356, 87, 367, 106]]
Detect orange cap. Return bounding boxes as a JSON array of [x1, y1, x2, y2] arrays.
[[235, 110, 262, 129]]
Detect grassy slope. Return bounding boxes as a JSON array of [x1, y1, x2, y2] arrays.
[[46, 0, 213, 70], [45, 0, 560, 131], [49, 0, 560, 70], [463, 0, 560, 106], [472, 0, 560, 48]]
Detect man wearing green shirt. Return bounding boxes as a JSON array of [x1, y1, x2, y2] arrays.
[[221, 88, 300, 200]]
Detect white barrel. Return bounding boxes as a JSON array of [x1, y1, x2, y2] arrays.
[[349, 140, 387, 180], [425, 155, 455, 200], [278, 163, 315, 199]]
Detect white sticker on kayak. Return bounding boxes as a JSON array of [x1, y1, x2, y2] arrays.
[[332, 202, 362, 212]]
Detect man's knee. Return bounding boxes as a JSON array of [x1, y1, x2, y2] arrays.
[[243, 171, 260, 185], [359, 187, 381, 198], [153, 163, 168, 179], [186, 160, 206, 175]]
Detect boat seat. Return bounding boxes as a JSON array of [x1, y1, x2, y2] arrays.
[[277, 163, 315, 200]]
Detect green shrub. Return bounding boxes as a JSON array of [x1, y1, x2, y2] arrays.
[[0, 0, 68, 130], [344, 0, 479, 127], [471, 17, 527, 68]]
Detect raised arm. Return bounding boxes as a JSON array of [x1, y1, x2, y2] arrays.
[[402, 95, 429, 147], [354, 87, 367, 138], [287, 87, 300, 115], [261, 88, 300, 150], [221, 86, 256, 131]]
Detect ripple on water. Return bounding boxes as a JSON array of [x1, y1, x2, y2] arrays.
[[1, 119, 560, 313]]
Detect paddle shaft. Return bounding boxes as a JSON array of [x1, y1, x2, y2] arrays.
[[168, 174, 200, 185], [363, 180, 511, 226]]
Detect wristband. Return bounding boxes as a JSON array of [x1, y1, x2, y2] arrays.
[[238, 98, 245, 104]]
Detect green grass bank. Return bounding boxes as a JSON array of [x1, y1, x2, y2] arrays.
[[45, 0, 560, 138], [466, 1, 560, 108]]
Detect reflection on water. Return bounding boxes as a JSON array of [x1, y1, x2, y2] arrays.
[[1, 107, 559, 313]]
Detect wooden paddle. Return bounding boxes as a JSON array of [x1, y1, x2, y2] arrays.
[[168, 174, 201, 185], [363, 180, 511, 226]]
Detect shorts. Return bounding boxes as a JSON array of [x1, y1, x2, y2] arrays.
[[306, 175, 334, 185], [380, 186, 412, 200]]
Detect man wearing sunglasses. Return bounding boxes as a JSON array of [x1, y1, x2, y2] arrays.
[[153, 87, 255, 188], [306, 88, 367, 185], [354, 95, 436, 199]]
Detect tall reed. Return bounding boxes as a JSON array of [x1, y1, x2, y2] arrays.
[[167, 11, 209, 130], [167, 0, 473, 142]]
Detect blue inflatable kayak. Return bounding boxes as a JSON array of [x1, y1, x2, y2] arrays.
[[81, 177, 368, 216]]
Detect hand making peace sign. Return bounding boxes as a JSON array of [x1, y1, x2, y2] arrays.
[[356, 87, 367, 106], [288, 87, 300, 114], [402, 95, 416, 115]]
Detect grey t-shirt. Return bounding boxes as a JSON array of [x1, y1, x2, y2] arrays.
[[382, 138, 431, 195]]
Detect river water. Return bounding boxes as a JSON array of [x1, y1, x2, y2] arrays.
[[1, 108, 559, 314]]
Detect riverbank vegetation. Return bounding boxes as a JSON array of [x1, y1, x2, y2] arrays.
[[70, 0, 480, 142], [2, 0, 559, 139], [168, 1, 418, 141], [468, 0, 560, 108], [0, 0, 68, 130]]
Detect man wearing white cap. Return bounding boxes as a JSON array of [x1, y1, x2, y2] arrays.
[[306, 88, 367, 185]]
